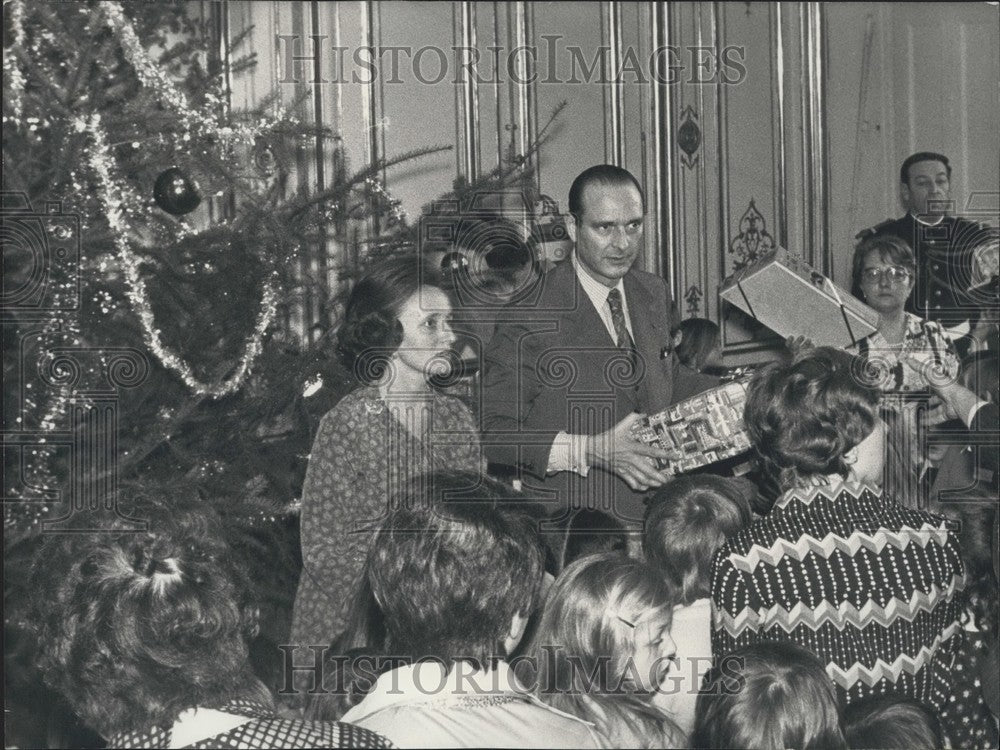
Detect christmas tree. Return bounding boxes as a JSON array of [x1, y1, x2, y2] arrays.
[[3, 2, 564, 743], [2, 2, 450, 743]]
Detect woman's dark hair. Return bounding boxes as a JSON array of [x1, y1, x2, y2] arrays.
[[844, 695, 943, 749], [691, 641, 846, 750], [851, 234, 917, 292], [27, 503, 270, 738], [337, 255, 443, 384], [366, 471, 545, 669], [674, 318, 721, 372], [643, 475, 752, 605], [744, 347, 881, 490]]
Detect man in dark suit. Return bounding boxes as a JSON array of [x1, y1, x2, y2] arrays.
[[855, 152, 993, 344], [481, 165, 686, 533]]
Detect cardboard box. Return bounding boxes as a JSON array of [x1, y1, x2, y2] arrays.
[[632, 379, 752, 474], [720, 248, 879, 348]]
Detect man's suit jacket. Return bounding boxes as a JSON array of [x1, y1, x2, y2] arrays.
[[972, 401, 999, 475], [481, 260, 680, 530]]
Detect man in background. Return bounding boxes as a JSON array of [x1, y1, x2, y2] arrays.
[[856, 151, 994, 350]]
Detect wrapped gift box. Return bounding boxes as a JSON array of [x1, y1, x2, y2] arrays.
[[720, 248, 879, 348], [632, 379, 752, 474]]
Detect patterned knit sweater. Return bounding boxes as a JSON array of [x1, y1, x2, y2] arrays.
[[710, 477, 997, 749]]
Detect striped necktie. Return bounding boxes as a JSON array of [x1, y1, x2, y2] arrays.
[[606, 288, 634, 349]]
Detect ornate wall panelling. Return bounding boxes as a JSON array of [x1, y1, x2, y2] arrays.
[[825, 3, 1000, 286], [530, 2, 611, 217], [699, 1, 829, 358], [670, 2, 717, 321]]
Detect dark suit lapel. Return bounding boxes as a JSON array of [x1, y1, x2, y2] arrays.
[[624, 273, 662, 358], [624, 272, 674, 410], [546, 262, 617, 348]]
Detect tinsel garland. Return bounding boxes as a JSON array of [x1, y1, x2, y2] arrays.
[[83, 113, 279, 398], [2, 0, 26, 122], [96, 1, 293, 143]]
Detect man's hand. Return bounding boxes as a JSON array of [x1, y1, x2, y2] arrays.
[[785, 335, 815, 359], [902, 356, 981, 427], [585, 413, 672, 491]]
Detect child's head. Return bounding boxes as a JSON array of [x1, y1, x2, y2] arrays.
[[745, 346, 884, 489], [674, 318, 722, 372], [561, 508, 628, 571], [643, 476, 752, 605], [691, 641, 846, 750], [532, 553, 679, 743], [844, 695, 943, 749]]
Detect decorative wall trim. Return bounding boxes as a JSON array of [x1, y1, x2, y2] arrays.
[[605, 1, 625, 166], [771, 2, 788, 247], [728, 199, 776, 272], [651, 2, 678, 297], [713, 3, 729, 285], [512, 1, 536, 166], [678, 105, 701, 169], [361, 0, 384, 230], [684, 284, 703, 317], [459, 0, 480, 181], [805, 2, 830, 274]]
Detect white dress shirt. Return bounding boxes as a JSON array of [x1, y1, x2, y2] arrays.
[[546, 254, 637, 476]]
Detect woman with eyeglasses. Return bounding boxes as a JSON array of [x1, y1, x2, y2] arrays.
[[852, 234, 960, 390], [851, 234, 960, 505]]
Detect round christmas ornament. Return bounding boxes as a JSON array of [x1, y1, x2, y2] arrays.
[[153, 167, 201, 215]]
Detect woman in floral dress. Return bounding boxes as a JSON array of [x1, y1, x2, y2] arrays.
[[291, 256, 485, 653]]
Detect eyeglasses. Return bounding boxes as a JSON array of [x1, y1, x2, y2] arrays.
[[860, 266, 912, 285]]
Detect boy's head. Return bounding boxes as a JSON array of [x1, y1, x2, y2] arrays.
[[367, 471, 545, 667], [691, 641, 846, 750], [561, 508, 628, 571], [844, 695, 943, 749], [643, 476, 752, 604]]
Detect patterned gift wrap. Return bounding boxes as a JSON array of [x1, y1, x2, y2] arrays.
[[632, 379, 752, 473]]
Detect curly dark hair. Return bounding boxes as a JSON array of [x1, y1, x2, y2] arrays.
[[366, 471, 545, 668], [744, 347, 881, 490], [27, 503, 269, 738], [336, 255, 444, 384]]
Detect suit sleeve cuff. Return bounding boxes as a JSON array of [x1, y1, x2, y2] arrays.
[[547, 432, 591, 477], [967, 400, 989, 427]]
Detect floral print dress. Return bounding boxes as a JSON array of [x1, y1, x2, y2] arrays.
[[291, 385, 485, 652]]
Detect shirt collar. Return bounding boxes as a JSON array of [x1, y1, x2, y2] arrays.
[[571, 252, 626, 310], [909, 211, 946, 227], [340, 659, 592, 728]]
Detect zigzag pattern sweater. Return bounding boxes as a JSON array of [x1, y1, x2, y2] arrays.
[[710, 477, 997, 749]]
